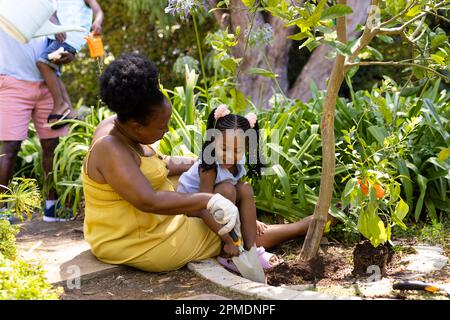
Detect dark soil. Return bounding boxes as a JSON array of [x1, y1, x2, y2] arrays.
[[59, 267, 253, 300], [266, 238, 408, 287], [352, 240, 392, 276], [267, 239, 356, 286]]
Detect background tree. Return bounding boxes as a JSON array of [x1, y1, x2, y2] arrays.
[[258, 0, 449, 260]]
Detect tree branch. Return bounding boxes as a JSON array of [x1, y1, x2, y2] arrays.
[[379, 11, 427, 35], [380, 0, 418, 27], [424, 9, 450, 24], [346, 60, 450, 81], [344, 0, 379, 66], [379, 1, 448, 34]]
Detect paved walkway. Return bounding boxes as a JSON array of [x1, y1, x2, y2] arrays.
[[14, 216, 245, 299]]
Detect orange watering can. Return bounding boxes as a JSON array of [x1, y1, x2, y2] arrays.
[[86, 33, 104, 58]]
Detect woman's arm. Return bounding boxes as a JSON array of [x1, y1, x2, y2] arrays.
[[94, 138, 211, 215], [164, 156, 196, 176]]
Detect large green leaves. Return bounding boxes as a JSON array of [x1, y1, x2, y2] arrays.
[[320, 4, 353, 21], [357, 205, 388, 248], [392, 199, 409, 230]]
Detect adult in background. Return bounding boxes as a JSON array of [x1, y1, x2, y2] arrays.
[[0, 28, 74, 222]]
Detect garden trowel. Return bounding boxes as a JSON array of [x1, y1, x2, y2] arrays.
[[229, 229, 266, 284], [393, 280, 450, 296]]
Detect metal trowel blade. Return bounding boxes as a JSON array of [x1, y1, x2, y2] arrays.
[[232, 245, 266, 284]]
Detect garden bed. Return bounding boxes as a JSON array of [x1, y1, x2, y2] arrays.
[[265, 238, 450, 299]]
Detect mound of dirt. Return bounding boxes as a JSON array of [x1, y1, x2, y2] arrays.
[[266, 241, 354, 286]]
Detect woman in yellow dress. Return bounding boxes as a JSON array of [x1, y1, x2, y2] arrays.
[[82, 53, 325, 272]]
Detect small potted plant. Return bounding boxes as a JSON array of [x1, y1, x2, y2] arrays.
[[341, 172, 409, 277]]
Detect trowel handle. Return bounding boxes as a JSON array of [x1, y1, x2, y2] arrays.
[[229, 229, 241, 247], [393, 281, 440, 293]]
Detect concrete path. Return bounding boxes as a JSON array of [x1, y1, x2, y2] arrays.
[[16, 216, 121, 284]]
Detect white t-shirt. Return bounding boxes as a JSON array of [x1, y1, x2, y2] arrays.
[[0, 28, 47, 82], [48, 0, 93, 52], [177, 158, 247, 193]]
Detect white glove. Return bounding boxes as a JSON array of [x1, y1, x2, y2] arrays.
[[48, 47, 66, 61], [207, 193, 238, 236]]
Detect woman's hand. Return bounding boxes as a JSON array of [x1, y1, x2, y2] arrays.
[[165, 156, 196, 176], [256, 220, 269, 236], [207, 194, 239, 235]]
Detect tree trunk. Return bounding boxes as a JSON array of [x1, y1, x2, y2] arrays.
[[297, 0, 348, 261], [288, 0, 371, 102], [210, 0, 293, 108]]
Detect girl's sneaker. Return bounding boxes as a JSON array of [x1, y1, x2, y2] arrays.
[[43, 203, 75, 222]]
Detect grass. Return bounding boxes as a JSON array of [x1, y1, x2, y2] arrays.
[[393, 218, 450, 248]]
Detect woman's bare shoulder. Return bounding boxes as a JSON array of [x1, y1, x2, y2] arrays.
[[90, 116, 133, 159]]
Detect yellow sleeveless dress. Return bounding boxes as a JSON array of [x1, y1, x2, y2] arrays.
[[81, 139, 221, 272]]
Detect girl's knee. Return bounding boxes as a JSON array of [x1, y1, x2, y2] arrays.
[[236, 181, 254, 200], [214, 182, 236, 203]]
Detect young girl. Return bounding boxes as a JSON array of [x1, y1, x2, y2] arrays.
[[177, 105, 281, 271]]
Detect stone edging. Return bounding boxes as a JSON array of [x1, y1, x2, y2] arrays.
[[187, 259, 360, 300]]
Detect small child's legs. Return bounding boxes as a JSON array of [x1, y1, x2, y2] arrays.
[[36, 39, 76, 125], [36, 61, 70, 114], [214, 181, 257, 251]]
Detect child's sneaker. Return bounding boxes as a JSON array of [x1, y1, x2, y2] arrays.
[[43, 203, 75, 222]]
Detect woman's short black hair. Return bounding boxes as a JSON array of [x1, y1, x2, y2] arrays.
[[99, 53, 166, 124]]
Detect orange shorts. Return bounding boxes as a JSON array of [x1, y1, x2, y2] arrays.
[[0, 74, 68, 141]]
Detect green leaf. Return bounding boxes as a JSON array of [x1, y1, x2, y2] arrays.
[[342, 178, 357, 198], [406, 5, 421, 17], [424, 198, 438, 223], [431, 34, 447, 48], [324, 220, 332, 233], [376, 35, 394, 44], [346, 65, 359, 80], [400, 86, 422, 97], [414, 174, 428, 222], [242, 0, 255, 8], [271, 164, 292, 208], [368, 126, 388, 145], [357, 208, 370, 240], [288, 32, 311, 41], [320, 4, 353, 20], [246, 67, 277, 79], [220, 58, 237, 73], [386, 0, 406, 16], [323, 40, 352, 56], [396, 158, 413, 210], [394, 198, 409, 221], [438, 148, 450, 161], [366, 46, 384, 61], [431, 54, 445, 66], [230, 88, 247, 112]]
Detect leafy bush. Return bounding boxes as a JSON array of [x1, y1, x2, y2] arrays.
[[52, 102, 113, 216], [0, 178, 41, 221], [0, 179, 61, 300], [335, 79, 449, 224], [0, 220, 19, 259], [0, 253, 62, 300]]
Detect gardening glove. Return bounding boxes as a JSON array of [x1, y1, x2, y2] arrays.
[[207, 193, 238, 236]]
